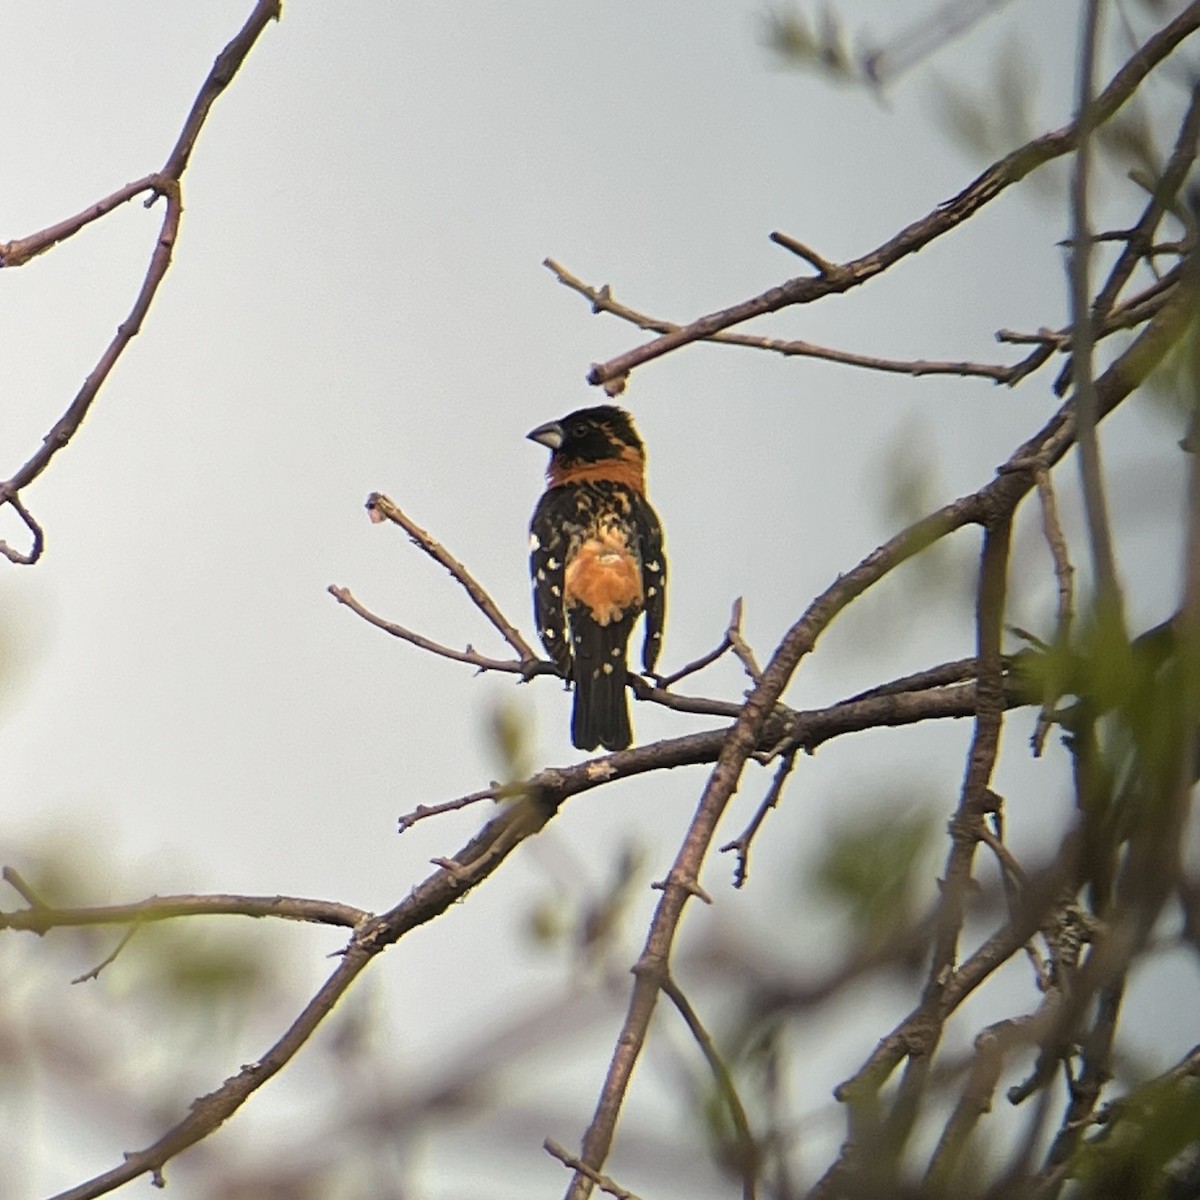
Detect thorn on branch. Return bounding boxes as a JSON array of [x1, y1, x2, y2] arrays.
[[651, 874, 713, 905], [430, 856, 470, 887]]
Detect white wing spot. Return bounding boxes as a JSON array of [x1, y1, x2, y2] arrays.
[[602, 663, 613, 675], [529, 532, 541, 551], [646, 561, 661, 572], [551, 585, 561, 597], [647, 586, 656, 597], [547, 557, 560, 570], [543, 628, 556, 640]]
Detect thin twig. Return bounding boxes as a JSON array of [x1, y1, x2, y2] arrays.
[[579, 3, 1200, 389], [1, 891, 370, 936], [655, 598, 740, 688], [398, 785, 505, 832], [40, 775, 567, 1200], [884, 517, 1014, 1171], [328, 584, 551, 676], [0, 492, 46, 564], [0, 0, 283, 561], [546, 256, 1047, 386], [364, 493, 540, 664], [0, 174, 160, 268], [661, 974, 760, 1200], [72, 924, 142, 985], [923, 1018, 1029, 1191], [1027, 461, 1075, 755], [2, 866, 48, 909], [727, 601, 764, 684], [0, 183, 181, 507], [720, 751, 799, 890], [1090, 78, 1200, 321], [978, 821, 1029, 889], [1070, 0, 1125, 628], [544, 1140, 642, 1200], [839, 657, 980, 703]]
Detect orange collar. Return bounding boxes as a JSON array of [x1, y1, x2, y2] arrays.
[[548, 446, 646, 493]]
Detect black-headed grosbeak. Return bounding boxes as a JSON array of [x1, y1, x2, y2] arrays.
[[527, 405, 666, 751]]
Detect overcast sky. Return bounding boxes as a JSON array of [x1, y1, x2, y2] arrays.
[[2, 3, 1197, 1197]]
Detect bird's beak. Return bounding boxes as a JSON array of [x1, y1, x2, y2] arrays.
[[526, 420, 564, 451]]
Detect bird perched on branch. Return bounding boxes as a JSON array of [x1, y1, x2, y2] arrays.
[[527, 405, 666, 751]]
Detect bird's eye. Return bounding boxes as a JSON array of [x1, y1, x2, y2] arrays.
[[570, 422, 589, 439]]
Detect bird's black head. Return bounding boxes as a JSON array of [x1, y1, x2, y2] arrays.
[[526, 405, 644, 464]]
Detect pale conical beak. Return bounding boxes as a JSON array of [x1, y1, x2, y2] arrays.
[[526, 420, 564, 451]]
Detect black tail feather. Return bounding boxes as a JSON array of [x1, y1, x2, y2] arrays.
[[570, 614, 634, 751]]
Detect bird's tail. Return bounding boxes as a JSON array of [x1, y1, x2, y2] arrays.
[[570, 614, 634, 751]]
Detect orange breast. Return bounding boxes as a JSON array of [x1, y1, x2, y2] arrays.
[[564, 537, 642, 626]]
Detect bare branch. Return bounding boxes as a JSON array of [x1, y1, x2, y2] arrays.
[[727, 599, 764, 684], [840, 657, 980, 703], [719, 750, 799, 890], [662, 974, 760, 1200], [1026, 461, 1076, 755], [0, 0, 283, 560], [398, 784, 505, 832], [565, 271, 1198, 1193], [2, 865, 48, 909], [923, 1018, 1030, 1191], [0, 492, 45, 564], [160, 0, 282, 180], [0, 183, 182, 507], [546, 256, 1048, 386], [1091, 77, 1200, 321], [545, 1140, 643, 1200], [328, 584, 549, 675], [581, 3, 1200, 388], [1, 890, 370, 936], [364, 493, 540, 664], [0, 174, 161, 269], [654, 597, 740, 688], [1070, 0, 1125, 625], [71, 924, 142, 985]]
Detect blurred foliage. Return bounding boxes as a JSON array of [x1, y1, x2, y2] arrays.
[[1147, 295, 1200, 429], [525, 837, 645, 967], [1016, 600, 1199, 913], [114, 921, 270, 1014], [763, 5, 857, 81], [878, 421, 978, 602], [486, 693, 536, 783], [815, 804, 937, 948], [932, 35, 1038, 168], [1072, 1070, 1200, 1200]]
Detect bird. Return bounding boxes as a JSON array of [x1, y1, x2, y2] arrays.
[[527, 405, 666, 751]]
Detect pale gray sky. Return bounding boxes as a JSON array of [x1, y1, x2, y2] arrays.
[[2, 3, 1196, 1197]]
